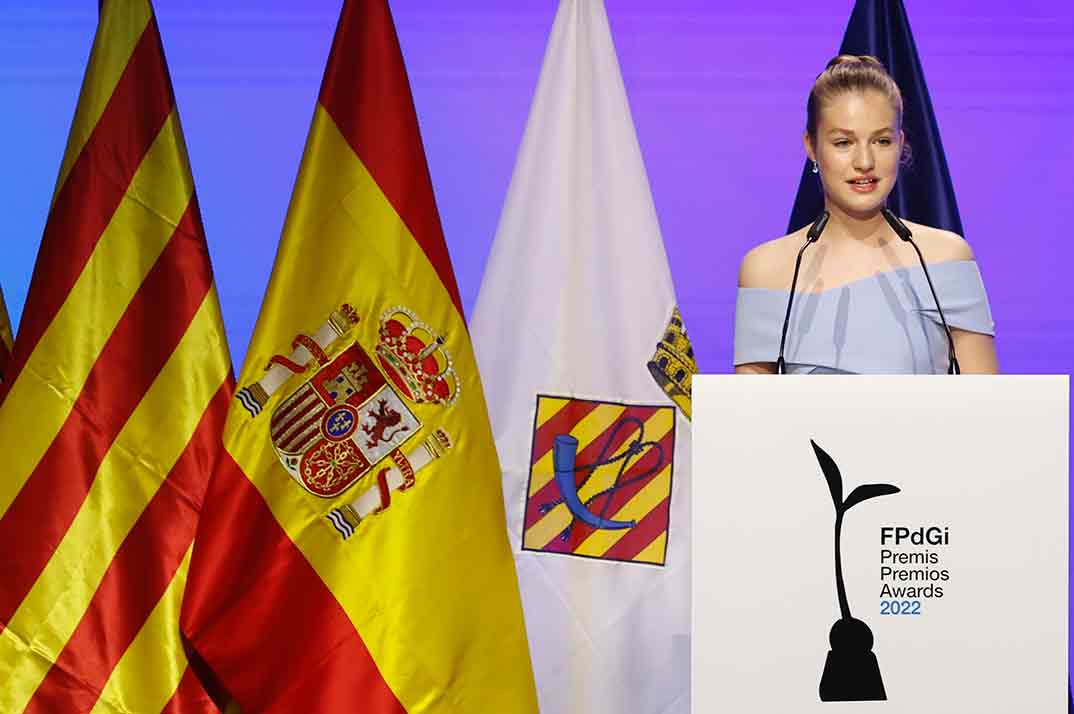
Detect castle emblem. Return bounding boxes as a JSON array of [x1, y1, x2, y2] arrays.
[[647, 307, 695, 420]]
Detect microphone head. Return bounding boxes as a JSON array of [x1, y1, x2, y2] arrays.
[[881, 207, 913, 242], [806, 210, 830, 243]]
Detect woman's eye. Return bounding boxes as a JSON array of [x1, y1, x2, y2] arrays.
[[876, 138, 892, 146], [833, 139, 850, 147]]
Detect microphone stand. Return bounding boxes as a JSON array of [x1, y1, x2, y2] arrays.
[[880, 208, 960, 375], [776, 211, 829, 374]]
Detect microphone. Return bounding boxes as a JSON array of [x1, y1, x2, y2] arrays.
[[776, 211, 829, 374], [880, 208, 960, 374]]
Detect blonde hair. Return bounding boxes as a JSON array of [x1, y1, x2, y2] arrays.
[[806, 55, 904, 141]]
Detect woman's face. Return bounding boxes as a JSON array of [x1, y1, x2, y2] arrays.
[[805, 89, 902, 219]]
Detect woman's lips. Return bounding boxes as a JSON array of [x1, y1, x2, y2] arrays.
[[848, 177, 879, 193]]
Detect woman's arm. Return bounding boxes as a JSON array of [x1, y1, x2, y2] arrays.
[[734, 239, 788, 375], [951, 329, 998, 374], [735, 361, 777, 374], [918, 229, 998, 374]]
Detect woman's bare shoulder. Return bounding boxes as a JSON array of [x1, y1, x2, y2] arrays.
[[901, 220, 975, 262], [738, 227, 811, 289]]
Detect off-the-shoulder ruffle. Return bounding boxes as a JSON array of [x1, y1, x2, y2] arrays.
[[733, 260, 993, 374]]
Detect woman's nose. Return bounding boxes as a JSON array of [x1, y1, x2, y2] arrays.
[[853, 144, 875, 171]]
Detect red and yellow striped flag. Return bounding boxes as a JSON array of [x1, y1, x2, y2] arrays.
[[180, 1, 538, 711], [0, 2, 231, 712], [0, 285, 12, 383]]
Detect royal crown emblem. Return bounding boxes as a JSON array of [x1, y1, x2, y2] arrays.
[[375, 306, 459, 407], [647, 307, 696, 420]]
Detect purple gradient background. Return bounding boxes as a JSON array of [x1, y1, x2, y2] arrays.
[[2, 0, 1072, 678]]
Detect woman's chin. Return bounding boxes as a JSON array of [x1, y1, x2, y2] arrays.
[[829, 191, 889, 219]]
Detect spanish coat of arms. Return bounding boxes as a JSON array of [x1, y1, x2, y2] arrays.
[[235, 304, 458, 538]]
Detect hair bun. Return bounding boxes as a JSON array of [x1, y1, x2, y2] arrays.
[[825, 54, 885, 71], [806, 54, 903, 142]]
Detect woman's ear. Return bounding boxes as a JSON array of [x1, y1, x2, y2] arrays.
[[898, 129, 911, 166], [803, 133, 816, 163]]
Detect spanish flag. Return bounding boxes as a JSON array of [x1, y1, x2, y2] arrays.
[[180, 1, 537, 711], [0, 2, 231, 712], [0, 286, 12, 384]]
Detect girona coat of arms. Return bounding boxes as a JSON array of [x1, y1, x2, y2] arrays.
[[235, 304, 459, 505]]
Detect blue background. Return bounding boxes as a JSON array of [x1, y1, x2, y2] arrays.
[[1, 0, 1072, 676]]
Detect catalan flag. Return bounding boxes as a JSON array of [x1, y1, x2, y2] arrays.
[[0, 2, 231, 712], [180, 1, 538, 711], [0, 285, 12, 384], [469, 1, 694, 712]]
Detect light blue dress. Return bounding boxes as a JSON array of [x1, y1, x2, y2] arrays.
[[733, 260, 994, 374]]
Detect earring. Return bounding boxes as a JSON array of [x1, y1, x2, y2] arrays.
[[811, 160, 819, 174]]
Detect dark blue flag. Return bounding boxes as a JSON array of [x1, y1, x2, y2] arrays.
[[787, 0, 963, 235]]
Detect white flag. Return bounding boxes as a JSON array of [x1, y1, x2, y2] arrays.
[[471, 2, 694, 712]]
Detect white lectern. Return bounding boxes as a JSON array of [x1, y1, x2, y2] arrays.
[[693, 376, 1069, 713]]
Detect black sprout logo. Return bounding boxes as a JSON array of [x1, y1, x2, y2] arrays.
[[811, 440, 900, 702]]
